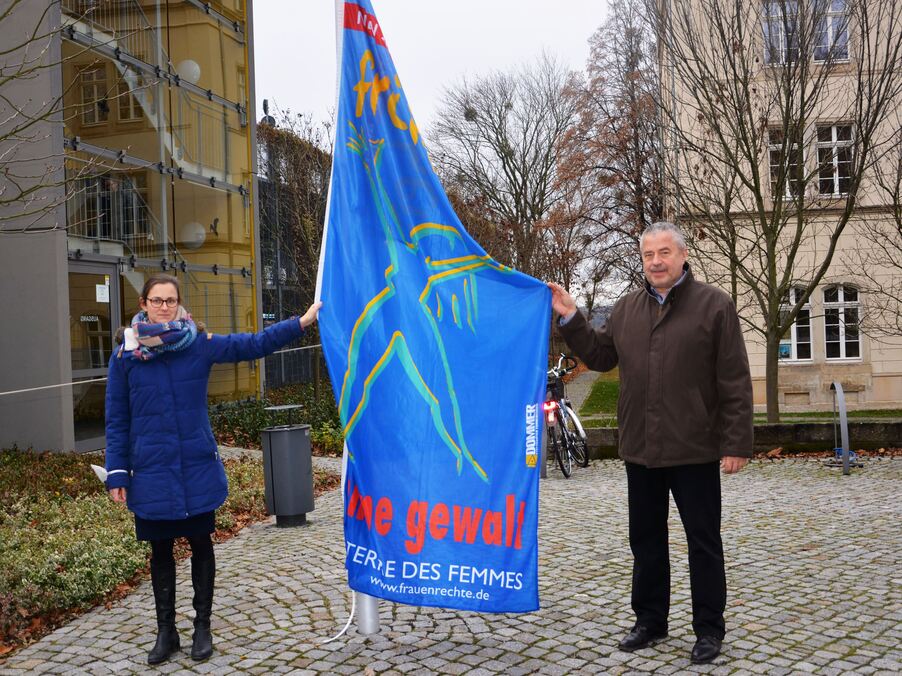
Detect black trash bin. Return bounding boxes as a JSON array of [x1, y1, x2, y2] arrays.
[[261, 405, 315, 527]]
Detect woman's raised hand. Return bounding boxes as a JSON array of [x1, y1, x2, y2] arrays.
[[300, 301, 323, 329]]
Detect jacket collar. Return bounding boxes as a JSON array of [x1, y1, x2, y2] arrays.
[[644, 262, 692, 304]]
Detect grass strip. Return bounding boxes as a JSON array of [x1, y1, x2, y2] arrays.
[[578, 369, 620, 418]]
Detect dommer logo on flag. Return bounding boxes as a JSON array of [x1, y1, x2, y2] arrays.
[[316, 0, 550, 613]]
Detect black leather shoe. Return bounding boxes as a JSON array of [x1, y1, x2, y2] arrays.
[[691, 635, 722, 664], [618, 625, 667, 652]]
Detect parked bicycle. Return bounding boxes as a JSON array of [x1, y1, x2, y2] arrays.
[[544, 353, 589, 477]]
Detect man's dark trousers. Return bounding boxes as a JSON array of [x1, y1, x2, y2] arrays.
[[625, 461, 726, 639]]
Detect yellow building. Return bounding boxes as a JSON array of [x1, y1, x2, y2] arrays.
[[0, 0, 265, 451]]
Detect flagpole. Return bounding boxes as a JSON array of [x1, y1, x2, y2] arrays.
[[324, 0, 381, 637], [356, 592, 381, 634]]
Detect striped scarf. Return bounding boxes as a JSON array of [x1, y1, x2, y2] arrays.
[[125, 306, 198, 361]]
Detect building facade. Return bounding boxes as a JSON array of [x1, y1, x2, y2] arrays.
[[657, 0, 902, 413], [0, 0, 264, 451]]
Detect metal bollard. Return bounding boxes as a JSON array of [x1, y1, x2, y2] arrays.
[[826, 382, 862, 475]]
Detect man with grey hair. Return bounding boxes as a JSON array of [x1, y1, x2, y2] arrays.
[[548, 221, 753, 664]]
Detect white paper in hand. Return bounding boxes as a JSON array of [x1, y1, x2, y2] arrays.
[[90, 464, 108, 483]]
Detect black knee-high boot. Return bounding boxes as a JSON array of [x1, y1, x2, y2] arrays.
[[190, 553, 215, 661], [147, 555, 180, 665]]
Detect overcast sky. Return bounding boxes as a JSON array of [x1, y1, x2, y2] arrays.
[[253, 1, 608, 134]]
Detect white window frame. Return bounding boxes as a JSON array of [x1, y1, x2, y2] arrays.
[[814, 0, 849, 62], [80, 66, 108, 126], [764, 1, 800, 65], [117, 79, 142, 122], [769, 128, 805, 199], [779, 287, 813, 362], [824, 284, 861, 360], [817, 124, 852, 196]]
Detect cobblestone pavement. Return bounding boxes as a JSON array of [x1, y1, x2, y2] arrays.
[[2, 458, 900, 675]]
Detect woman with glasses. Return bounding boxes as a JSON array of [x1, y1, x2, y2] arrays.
[[104, 273, 321, 665]]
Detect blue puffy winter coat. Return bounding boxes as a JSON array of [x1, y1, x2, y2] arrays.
[[104, 318, 304, 520]]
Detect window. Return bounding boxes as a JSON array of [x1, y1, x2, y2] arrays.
[[765, 1, 849, 64], [769, 129, 804, 198], [118, 173, 150, 240], [117, 69, 144, 122], [779, 287, 812, 361], [814, 0, 849, 61], [764, 1, 799, 64], [80, 66, 109, 125], [824, 285, 860, 359], [817, 124, 852, 195], [118, 80, 142, 121], [236, 67, 247, 107]]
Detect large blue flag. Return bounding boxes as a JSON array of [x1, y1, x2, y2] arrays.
[[316, 0, 550, 612]]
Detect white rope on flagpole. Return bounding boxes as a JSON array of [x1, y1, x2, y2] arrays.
[[270, 343, 322, 355], [0, 376, 108, 398], [320, 587, 356, 644]]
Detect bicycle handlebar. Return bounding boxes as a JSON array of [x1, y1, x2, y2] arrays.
[[547, 353, 579, 378]]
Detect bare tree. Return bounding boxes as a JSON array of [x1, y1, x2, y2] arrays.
[[566, 0, 665, 294], [849, 129, 902, 336], [429, 54, 580, 279], [647, 0, 902, 421], [0, 0, 68, 228], [257, 108, 332, 320], [0, 0, 144, 232]]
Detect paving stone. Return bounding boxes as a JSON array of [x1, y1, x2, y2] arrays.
[[0, 457, 899, 675]]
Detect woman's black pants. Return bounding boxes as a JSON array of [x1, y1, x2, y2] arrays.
[[625, 461, 727, 640], [150, 535, 214, 565]]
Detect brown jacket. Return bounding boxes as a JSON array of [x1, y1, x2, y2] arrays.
[[559, 266, 753, 467]]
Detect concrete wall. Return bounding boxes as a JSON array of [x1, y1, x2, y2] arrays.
[[0, 1, 72, 450], [0, 232, 75, 451], [586, 421, 902, 455]]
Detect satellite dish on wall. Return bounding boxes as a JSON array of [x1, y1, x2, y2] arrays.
[[176, 59, 201, 85], [178, 221, 206, 249]]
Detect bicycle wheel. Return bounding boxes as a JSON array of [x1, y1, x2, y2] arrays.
[[551, 421, 572, 478], [563, 406, 589, 467]]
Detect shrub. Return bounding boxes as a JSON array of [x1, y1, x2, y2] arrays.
[[0, 448, 104, 502], [0, 493, 148, 643], [0, 448, 339, 651], [209, 382, 344, 455]]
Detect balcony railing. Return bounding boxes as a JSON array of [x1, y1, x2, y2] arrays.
[[66, 172, 158, 259], [62, 0, 235, 182], [61, 0, 156, 61]]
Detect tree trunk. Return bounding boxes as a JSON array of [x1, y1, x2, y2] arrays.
[[765, 333, 781, 423]]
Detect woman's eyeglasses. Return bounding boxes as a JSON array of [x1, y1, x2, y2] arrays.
[[147, 297, 179, 308]]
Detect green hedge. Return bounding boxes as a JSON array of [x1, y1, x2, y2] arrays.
[[0, 493, 147, 635], [0, 449, 148, 644], [209, 382, 343, 455], [0, 448, 338, 649]]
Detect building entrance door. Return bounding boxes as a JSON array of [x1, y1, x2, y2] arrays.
[[68, 262, 121, 451]]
